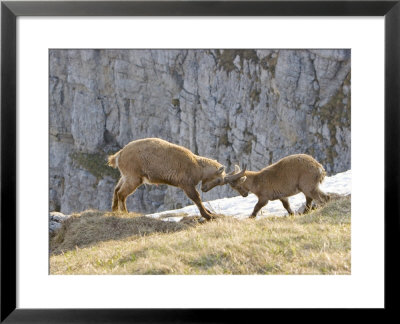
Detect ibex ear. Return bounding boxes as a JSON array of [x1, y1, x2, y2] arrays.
[[238, 176, 247, 184], [216, 166, 225, 175]]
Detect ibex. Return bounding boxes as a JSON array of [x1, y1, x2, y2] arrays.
[[225, 154, 330, 218], [107, 138, 241, 220]]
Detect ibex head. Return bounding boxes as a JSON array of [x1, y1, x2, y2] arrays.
[[225, 165, 248, 197], [201, 166, 226, 192]]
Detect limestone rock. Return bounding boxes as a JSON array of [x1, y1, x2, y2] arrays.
[[49, 211, 70, 233]]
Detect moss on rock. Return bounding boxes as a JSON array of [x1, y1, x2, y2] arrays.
[[260, 53, 279, 78], [315, 72, 351, 168], [71, 151, 120, 181], [216, 49, 259, 73]]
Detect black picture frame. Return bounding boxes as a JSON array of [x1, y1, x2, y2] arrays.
[[1, 1, 399, 322]]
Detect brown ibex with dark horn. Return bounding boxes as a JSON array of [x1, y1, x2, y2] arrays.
[[107, 138, 227, 220], [224, 154, 330, 218]]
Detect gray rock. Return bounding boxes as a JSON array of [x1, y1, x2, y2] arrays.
[[49, 211, 70, 233]]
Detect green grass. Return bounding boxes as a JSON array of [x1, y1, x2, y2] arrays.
[[50, 196, 351, 275]]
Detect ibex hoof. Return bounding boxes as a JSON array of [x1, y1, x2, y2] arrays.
[[203, 214, 217, 221]]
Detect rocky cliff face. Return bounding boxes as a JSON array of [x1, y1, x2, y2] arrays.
[[49, 49, 351, 214]]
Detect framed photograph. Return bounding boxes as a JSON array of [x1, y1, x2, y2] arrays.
[[1, 0, 399, 322]]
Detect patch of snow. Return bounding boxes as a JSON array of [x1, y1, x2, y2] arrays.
[[146, 170, 351, 222]]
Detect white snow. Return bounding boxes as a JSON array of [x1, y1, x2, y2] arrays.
[[146, 170, 351, 221]]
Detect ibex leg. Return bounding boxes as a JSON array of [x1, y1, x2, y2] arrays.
[[250, 197, 268, 218], [182, 186, 214, 221], [304, 196, 314, 213], [280, 197, 294, 215], [117, 178, 142, 213], [112, 177, 124, 211]]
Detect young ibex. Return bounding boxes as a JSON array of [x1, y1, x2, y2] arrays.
[[107, 138, 240, 220], [225, 154, 330, 218]]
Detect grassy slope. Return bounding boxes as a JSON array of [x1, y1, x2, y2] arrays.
[[50, 196, 351, 275]]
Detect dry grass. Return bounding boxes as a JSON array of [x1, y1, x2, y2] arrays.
[[50, 210, 195, 255], [50, 196, 351, 275]]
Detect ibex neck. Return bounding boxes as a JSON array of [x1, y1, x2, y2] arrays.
[[196, 156, 219, 168], [243, 170, 257, 189], [196, 156, 222, 178]]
